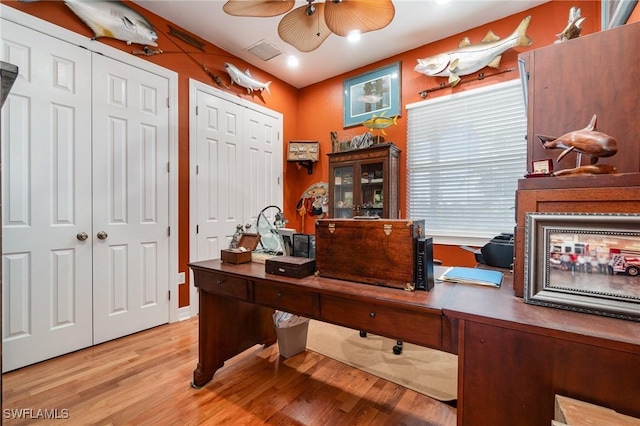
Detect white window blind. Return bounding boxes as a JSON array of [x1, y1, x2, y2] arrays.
[[406, 80, 527, 246]]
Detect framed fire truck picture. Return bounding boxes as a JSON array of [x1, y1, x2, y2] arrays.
[[524, 212, 640, 322]]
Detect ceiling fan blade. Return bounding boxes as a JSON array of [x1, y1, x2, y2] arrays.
[[278, 3, 331, 52], [223, 0, 295, 17], [324, 0, 395, 37]]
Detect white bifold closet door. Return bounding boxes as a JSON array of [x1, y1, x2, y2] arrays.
[[1, 19, 170, 372]]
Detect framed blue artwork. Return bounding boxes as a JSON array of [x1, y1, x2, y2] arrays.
[[343, 61, 401, 128]]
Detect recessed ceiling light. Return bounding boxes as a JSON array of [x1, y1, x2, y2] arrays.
[[347, 30, 361, 43], [287, 56, 299, 67]]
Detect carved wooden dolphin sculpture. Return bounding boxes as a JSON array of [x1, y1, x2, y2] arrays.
[[537, 114, 618, 164]]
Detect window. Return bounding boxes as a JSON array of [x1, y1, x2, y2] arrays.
[[406, 80, 527, 246]]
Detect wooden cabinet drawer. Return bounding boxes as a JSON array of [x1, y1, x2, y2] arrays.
[[253, 282, 319, 318], [194, 271, 249, 300], [320, 295, 443, 349]]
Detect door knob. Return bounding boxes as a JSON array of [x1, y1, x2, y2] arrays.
[[76, 232, 88, 241], [97, 231, 108, 240]]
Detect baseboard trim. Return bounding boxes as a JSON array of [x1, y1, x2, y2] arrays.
[[178, 306, 192, 321]]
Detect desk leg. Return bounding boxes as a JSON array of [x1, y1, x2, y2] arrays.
[[191, 288, 277, 389], [192, 289, 223, 388]]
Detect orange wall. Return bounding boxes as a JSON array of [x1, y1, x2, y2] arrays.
[[3, 0, 604, 305], [630, 2, 640, 22]]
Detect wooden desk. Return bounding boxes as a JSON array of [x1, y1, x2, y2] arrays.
[[445, 278, 640, 425], [190, 260, 640, 426], [189, 259, 457, 389]]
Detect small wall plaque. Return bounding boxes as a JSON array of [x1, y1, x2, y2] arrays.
[[288, 140, 319, 162]]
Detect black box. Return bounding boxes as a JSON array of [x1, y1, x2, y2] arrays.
[[265, 256, 316, 279], [415, 237, 435, 291], [293, 234, 316, 258]]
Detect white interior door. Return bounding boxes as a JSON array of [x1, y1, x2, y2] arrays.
[[1, 19, 93, 372], [193, 85, 283, 260], [189, 81, 282, 314], [2, 18, 172, 370], [194, 89, 245, 261], [91, 54, 170, 345]]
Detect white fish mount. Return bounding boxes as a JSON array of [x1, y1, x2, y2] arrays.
[[224, 63, 272, 95], [20, 0, 159, 47], [414, 16, 532, 87]]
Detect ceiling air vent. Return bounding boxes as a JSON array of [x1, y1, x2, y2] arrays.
[[246, 40, 282, 61]]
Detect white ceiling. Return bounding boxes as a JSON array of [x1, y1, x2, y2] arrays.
[[133, 0, 549, 89]]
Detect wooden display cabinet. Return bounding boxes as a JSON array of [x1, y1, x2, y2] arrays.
[[327, 143, 400, 219]]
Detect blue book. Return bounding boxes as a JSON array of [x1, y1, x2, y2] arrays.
[[438, 267, 503, 287]]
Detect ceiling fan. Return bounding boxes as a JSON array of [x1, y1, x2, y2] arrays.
[[222, 0, 396, 52]]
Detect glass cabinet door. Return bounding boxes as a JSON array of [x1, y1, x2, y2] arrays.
[[358, 161, 384, 217], [327, 143, 399, 219], [332, 165, 354, 218]]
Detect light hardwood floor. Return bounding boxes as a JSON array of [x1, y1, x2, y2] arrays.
[[2, 317, 456, 425]]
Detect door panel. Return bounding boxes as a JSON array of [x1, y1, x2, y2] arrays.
[[195, 90, 245, 261], [243, 107, 281, 223], [1, 20, 93, 372], [91, 54, 170, 344]]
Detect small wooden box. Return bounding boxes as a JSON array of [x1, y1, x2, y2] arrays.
[[315, 218, 424, 290], [221, 233, 261, 264], [265, 256, 316, 279]]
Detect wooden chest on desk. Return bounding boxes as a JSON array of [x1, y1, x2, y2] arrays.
[[315, 218, 424, 291]]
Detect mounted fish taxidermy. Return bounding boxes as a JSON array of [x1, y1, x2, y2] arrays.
[[20, 0, 158, 47], [537, 114, 618, 176], [414, 15, 532, 87], [362, 111, 398, 136], [555, 6, 586, 44], [224, 63, 272, 95]]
